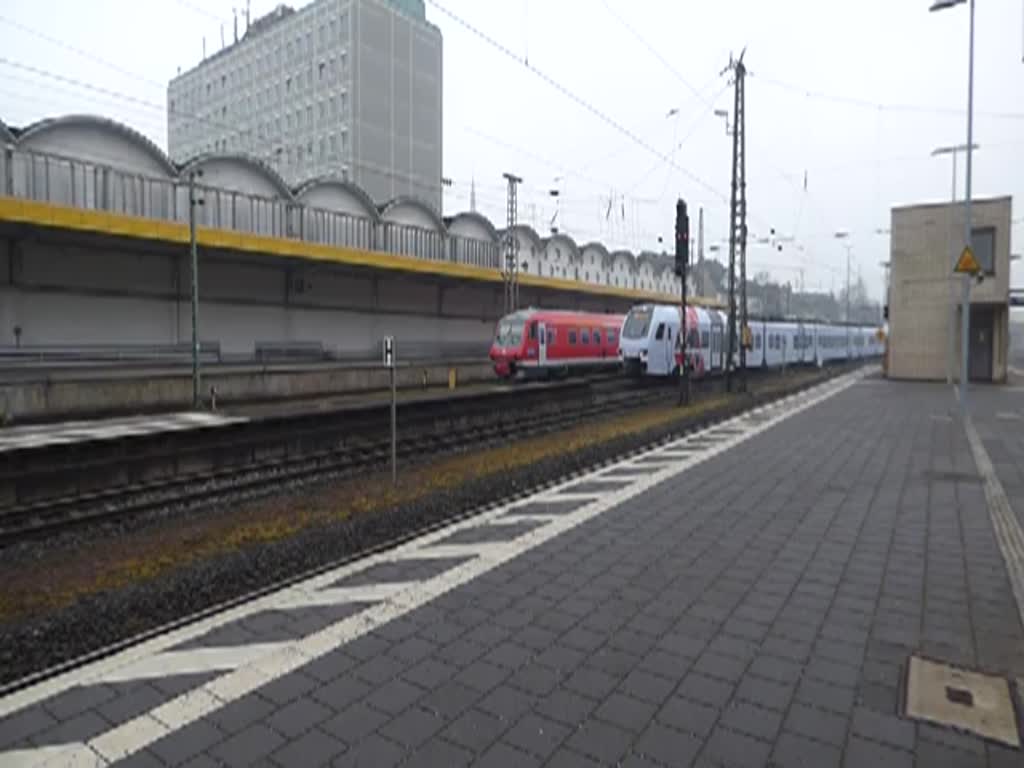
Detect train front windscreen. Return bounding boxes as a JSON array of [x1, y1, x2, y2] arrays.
[[622, 307, 653, 339], [494, 314, 527, 348]]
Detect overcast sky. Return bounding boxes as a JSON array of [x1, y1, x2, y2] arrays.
[[2, 0, 1023, 301]]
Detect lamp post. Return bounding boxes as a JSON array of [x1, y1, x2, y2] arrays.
[[932, 142, 979, 383], [931, 0, 976, 413]]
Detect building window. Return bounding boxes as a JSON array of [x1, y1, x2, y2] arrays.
[[286, 77, 291, 92], [306, 105, 313, 125], [329, 133, 337, 154], [330, 96, 337, 117], [320, 137, 326, 160], [319, 101, 326, 121], [319, 61, 325, 80], [340, 92, 347, 116], [972, 226, 996, 274]]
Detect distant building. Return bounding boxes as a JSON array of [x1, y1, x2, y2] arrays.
[[887, 195, 1013, 383], [167, 0, 443, 210]]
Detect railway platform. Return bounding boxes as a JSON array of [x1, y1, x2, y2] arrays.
[[2, 368, 1023, 767]]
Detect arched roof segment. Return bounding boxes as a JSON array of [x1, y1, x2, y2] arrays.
[[180, 153, 294, 200], [544, 233, 580, 260], [445, 211, 500, 243], [379, 195, 446, 232], [610, 250, 636, 268], [503, 224, 544, 251], [294, 176, 379, 221], [17, 114, 176, 177], [580, 241, 612, 267], [0, 118, 13, 144]]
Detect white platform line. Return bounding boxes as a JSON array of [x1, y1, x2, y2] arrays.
[[1, 369, 869, 766], [964, 416, 1024, 634]]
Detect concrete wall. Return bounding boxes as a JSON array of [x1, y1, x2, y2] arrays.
[[888, 195, 1012, 382], [0, 234, 497, 356]]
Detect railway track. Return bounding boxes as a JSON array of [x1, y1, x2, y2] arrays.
[[0, 366, 856, 544], [0, 374, 687, 543]]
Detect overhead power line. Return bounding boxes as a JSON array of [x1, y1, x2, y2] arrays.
[[424, 0, 731, 208], [757, 75, 1024, 121]]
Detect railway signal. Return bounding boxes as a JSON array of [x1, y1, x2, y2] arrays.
[[676, 198, 691, 406]]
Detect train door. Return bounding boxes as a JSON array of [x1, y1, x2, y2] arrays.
[[538, 322, 547, 366], [649, 318, 670, 376]]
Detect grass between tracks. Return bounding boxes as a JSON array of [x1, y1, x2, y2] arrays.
[[0, 372, 820, 624]]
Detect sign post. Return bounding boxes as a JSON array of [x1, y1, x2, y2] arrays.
[[383, 336, 396, 485]]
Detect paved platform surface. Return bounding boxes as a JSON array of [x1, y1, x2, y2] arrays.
[[2, 368, 1024, 767], [0, 413, 248, 453]]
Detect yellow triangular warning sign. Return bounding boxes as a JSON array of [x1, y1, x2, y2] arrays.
[[954, 246, 980, 274]]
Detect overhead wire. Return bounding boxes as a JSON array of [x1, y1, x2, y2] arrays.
[[424, 0, 732, 210]]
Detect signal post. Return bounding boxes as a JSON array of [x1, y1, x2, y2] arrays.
[[675, 199, 690, 406]]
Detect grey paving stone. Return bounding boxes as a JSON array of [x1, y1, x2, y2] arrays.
[[147, 719, 226, 767], [692, 651, 746, 683], [621, 668, 680, 705], [656, 696, 719, 739], [506, 662, 563, 697], [419, 680, 482, 722], [330, 733, 404, 768], [565, 719, 633, 764], [403, 737, 474, 767], [402, 658, 458, 690], [40, 683, 118, 721], [453, 659, 510, 694], [89, 683, 166, 731], [534, 688, 598, 727], [850, 706, 916, 752], [795, 677, 856, 716], [442, 707, 508, 753], [563, 665, 619, 701], [783, 702, 849, 747], [700, 725, 773, 768], [482, 641, 533, 671], [205, 693, 277, 737], [913, 740, 987, 768], [594, 692, 659, 734], [352, 654, 404, 686], [0, 705, 57, 750], [772, 731, 842, 768], [807, 657, 862, 688], [309, 675, 372, 713], [476, 685, 536, 724], [208, 723, 285, 766], [377, 705, 443, 749], [258, 670, 320, 706], [719, 699, 784, 742], [365, 678, 424, 715], [320, 700, 388, 744], [266, 696, 333, 739], [31, 710, 110, 746], [635, 722, 702, 767], [268, 727, 346, 767], [109, 751, 166, 768], [473, 741, 543, 767], [388, 635, 437, 665], [844, 736, 913, 768]]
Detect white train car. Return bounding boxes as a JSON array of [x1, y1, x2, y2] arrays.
[[619, 304, 683, 377]]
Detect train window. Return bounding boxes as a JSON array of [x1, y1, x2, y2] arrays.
[[608, 329, 617, 344], [701, 331, 709, 347], [593, 329, 602, 344], [581, 330, 591, 345], [755, 334, 761, 350], [547, 328, 556, 344], [568, 330, 577, 345], [529, 322, 538, 341], [655, 323, 665, 340]]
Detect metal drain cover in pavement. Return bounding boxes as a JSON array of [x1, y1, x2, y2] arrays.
[[904, 656, 1021, 748]]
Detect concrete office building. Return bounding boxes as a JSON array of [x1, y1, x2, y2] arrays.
[[167, 0, 443, 211], [887, 195, 1013, 383]]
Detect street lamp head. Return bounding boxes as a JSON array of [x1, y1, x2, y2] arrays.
[[713, 109, 729, 118], [929, 0, 966, 10], [834, 231, 850, 240]]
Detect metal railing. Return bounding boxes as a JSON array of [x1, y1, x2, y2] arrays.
[[1, 144, 623, 285]]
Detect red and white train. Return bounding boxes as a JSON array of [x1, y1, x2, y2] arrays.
[[489, 308, 625, 379]]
